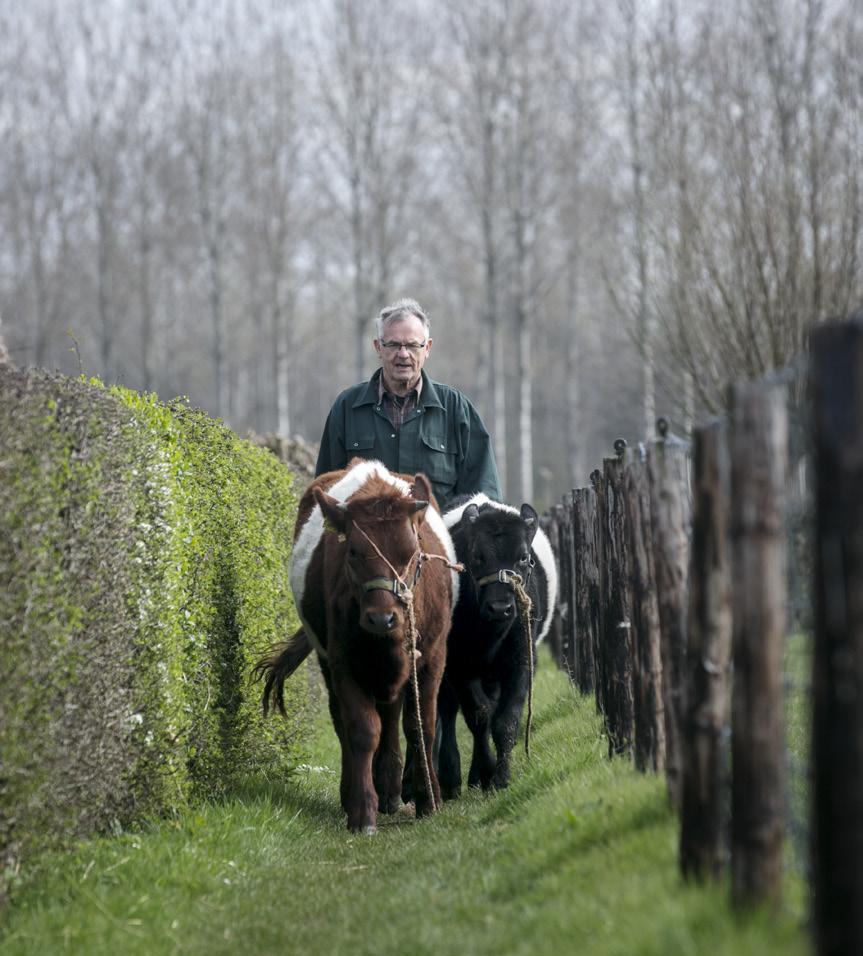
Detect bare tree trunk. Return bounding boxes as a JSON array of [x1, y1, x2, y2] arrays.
[[565, 252, 581, 484], [205, 225, 226, 420], [518, 320, 533, 502], [276, 287, 295, 437], [352, 177, 367, 381], [620, 0, 654, 439], [138, 191, 154, 392], [512, 198, 532, 501], [484, 156, 507, 495], [95, 173, 113, 376]]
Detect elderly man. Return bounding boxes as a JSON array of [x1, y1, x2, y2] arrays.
[[315, 298, 502, 506]]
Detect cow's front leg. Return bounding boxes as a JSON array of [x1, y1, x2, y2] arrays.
[[437, 676, 462, 801], [336, 678, 382, 833], [404, 664, 443, 818], [459, 677, 496, 790], [374, 696, 403, 814], [490, 656, 531, 791]]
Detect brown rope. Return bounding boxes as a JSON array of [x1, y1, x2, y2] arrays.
[[496, 571, 535, 759], [402, 590, 437, 813]]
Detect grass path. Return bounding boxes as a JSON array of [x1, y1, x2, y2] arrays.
[[2, 655, 810, 955]]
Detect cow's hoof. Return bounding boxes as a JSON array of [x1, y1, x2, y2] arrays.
[[415, 798, 437, 819], [441, 785, 461, 801], [348, 818, 377, 834], [378, 794, 402, 815]]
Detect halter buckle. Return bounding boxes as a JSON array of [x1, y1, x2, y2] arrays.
[[475, 568, 523, 588]]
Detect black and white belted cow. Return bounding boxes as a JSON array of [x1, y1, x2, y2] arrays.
[[435, 493, 558, 797]]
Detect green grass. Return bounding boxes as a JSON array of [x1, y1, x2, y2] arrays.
[[1, 655, 810, 956]]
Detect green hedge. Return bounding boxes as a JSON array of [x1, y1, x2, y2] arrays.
[[0, 367, 313, 892]]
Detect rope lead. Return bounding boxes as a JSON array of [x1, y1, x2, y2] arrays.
[[403, 591, 437, 813], [514, 581, 535, 759]]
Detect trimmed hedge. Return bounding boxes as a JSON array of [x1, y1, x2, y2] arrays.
[[0, 367, 312, 893]]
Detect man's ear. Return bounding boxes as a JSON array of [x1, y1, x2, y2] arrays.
[[314, 487, 348, 533], [373, 338, 382, 360]]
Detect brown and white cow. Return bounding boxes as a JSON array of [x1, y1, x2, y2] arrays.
[[258, 459, 458, 832]]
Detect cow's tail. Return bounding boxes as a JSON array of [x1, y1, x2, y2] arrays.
[[253, 627, 313, 717]]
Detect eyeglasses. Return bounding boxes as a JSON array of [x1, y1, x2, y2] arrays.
[[380, 340, 428, 354]]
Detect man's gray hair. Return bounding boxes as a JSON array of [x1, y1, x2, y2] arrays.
[[375, 298, 430, 339]]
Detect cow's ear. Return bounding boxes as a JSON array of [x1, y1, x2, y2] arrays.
[[314, 487, 348, 533], [410, 473, 432, 527], [463, 503, 480, 525], [520, 503, 539, 544], [411, 472, 433, 506], [410, 499, 429, 530]]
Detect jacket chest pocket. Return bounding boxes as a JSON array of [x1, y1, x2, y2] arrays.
[[346, 435, 376, 460], [420, 433, 457, 484]]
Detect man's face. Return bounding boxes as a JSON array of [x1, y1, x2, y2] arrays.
[[374, 316, 432, 389]]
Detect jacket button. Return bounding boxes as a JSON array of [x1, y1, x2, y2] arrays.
[[440, 443, 445, 449], [391, 433, 396, 438], [353, 442, 358, 447]]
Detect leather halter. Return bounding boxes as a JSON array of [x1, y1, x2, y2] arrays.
[[473, 556, 535, 592], [343, 523, 426, 600], [345, 549, 425, 597]]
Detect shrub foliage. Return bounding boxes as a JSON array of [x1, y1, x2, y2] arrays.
[[0, 367, 311, 892]]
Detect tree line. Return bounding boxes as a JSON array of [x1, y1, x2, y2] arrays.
[[1, 0, 860, 504]]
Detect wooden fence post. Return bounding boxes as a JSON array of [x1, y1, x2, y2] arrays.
[[729, 381, 787, 909], [556, 496, 577, 682], [624, 450, 665, 773], [601, 442, 635, 758], [811, 319, 863, 955], [572, 487, 599, 697], [590, 469, 609, 719], [680, 419, 732, 881], [542, 510, 564, 669], [648, 420, 692, 808]]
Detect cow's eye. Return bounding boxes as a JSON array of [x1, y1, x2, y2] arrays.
[[518, 553, 530, 564]]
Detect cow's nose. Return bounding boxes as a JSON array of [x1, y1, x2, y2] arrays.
[[364, 610, 396, 632], [485, 598, 515, 620]]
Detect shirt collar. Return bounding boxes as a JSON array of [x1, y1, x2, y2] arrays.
[[353, 369, 444, 410], [378, 370, 423, 404]]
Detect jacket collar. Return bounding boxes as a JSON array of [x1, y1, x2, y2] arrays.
[[352, 369, 444, 410]]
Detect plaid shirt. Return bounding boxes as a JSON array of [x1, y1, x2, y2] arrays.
[[378, 374, 422, 431]]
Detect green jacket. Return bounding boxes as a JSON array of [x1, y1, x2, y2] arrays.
[[315, 369, 502, 506]]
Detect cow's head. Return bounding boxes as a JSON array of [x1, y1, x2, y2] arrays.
[[315, 473, 432, 635], [461, 503, 538, 624]]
